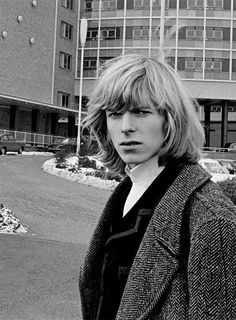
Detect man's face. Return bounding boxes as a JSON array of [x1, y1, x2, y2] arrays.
[[106, 105, 165, 168]]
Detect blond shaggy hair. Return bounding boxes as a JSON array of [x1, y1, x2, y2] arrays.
[[83, 54, 205, 174]]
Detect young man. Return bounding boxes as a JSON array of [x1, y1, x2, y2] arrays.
[[79, 54, 236, 319]]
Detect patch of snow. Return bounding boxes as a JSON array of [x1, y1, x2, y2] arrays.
[[42, 158, 119, 190], [0, 204, 27, 234], [22, 151, 54, 156]]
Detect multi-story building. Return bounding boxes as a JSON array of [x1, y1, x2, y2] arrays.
[[0, 0, 79, 140], [1, 0, 236, 148], [76, 0, 236, 147]]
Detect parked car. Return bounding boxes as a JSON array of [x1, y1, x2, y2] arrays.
[[0, 133, 25, 155], [47, 136, 98, 155], [199, 158, 234, 182], [46, 137, 65, 153], [217, 159, 236, 175], [221, 142, 236, 152], [47, 137, 77, 153]]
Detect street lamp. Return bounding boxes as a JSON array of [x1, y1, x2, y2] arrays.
[[76, 17, 88, 156], [159, 0, 165, 62]]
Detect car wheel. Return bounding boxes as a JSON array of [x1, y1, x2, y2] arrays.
[[1, 147, 6, 155], [18, 147, 23, 154]]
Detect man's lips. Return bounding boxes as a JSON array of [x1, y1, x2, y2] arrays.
[[119, 141, 141, 146]]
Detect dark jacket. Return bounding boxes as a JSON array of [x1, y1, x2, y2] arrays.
[[79, 163, 236, 319]]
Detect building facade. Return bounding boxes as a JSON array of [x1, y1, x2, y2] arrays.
[[0, 0, 79, 139], [76, 0, 236, 147]]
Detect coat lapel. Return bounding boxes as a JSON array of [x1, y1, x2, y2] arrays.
[[117, 164, 211, 319], [79, 177, 131, 318]]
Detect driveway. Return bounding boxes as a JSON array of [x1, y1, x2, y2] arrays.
[[0, 153, 111, 320]]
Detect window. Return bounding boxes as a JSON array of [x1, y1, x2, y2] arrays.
[[134, 0, 150, 9], [228, 106, 236, 112], [133, 27, 149, 39], [102, 0, 116, 10], [117, 0, 124, 9], [61, 21, 73, 40], [185, 58, 195, 70], [207, 0, 223, 9], [196, 27, 203, 40], [210, 106, 221, 112], [87, 27, 120, 40], [87, 28, 98, 40], [195, 59, 203, 71], [206, 28, 223, 40], [214, 28, 223, 40], [186, 27, 203, 40], [185, 58, 203, 71], [62, 0, 74, 10], [205, 59, 222, 72], [186, 28, 195, 39], [187, 0, 204, 9], [84, 58, 97, 70], [101, 28, 116, 40], [85, 0, 93, 11], [59, 52, 72, 70], [58, 92, 70, 108]]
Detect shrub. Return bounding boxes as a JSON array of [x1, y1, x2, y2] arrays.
[[54, 149, 67, 168], [78, 156, 97, 169], [217, 178, 236, 205], [105, 171, 123, 182]]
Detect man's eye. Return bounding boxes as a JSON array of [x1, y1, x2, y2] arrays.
[[133, 109, 150, 115], [107, 112, 122, 118]]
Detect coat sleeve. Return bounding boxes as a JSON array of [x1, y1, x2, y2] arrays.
[[188, 215, 236, 319]]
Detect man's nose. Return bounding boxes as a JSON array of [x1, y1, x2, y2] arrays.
[[121, 112, 135, 133]]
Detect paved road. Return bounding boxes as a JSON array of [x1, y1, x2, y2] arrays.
[[0, 154, 111, 244], [0, 154, 111, 320]]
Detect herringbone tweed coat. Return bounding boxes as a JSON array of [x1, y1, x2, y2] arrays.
[[79, 163, 236, 319]]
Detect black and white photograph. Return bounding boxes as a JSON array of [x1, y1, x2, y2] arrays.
[[1, 1, 236, 319]]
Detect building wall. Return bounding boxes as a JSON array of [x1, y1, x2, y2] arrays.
[[0, 0, 56, 104], [0, 0, 79, 138], [53, 0, 79, 110], [75, 0, 236, 102]]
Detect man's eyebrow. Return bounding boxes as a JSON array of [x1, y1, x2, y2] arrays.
[[130, 105, 151, 110]]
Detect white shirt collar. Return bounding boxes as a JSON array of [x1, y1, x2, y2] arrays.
[[125, 155, 165, 187]]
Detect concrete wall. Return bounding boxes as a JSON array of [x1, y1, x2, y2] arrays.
[[76, 78, 236, 102], [185, 80, 236, 101], [0, 0, 57, 104]]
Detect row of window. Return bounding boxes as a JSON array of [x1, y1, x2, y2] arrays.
[[85, 0, 234, 11], [82, 56, 236, 73], [211, 106, 236, 111], [185, 58, 222, 71], [57, 1, 75, 108], [57, 90, 236, 109], [86, 26, 236, 41], [176, 57, 236, 72]]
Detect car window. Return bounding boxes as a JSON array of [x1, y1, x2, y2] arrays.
[[7, 135, 15, 141], [2, 135, 8, 141]]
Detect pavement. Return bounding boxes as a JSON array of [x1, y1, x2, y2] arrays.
[[0, 154, 111, 320]]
